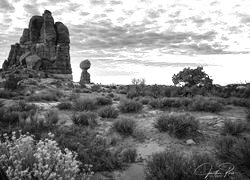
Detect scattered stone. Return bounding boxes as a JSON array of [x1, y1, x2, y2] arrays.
[[80, 59, 91, 85], [186, 139, 196, 145]]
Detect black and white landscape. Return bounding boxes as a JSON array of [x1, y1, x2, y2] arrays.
[[0, 0, 250, 180]]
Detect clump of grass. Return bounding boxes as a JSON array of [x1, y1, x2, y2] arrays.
[[91, 84, 101, 92], [72, 112, 98, 127], [57, 101, 72, 110], [113, 118, 136, 135], [215, 135, 236, 160], [120, 148, 137, 163], [98, 105, 119, 119], [119, 99, 143, 113], [221, 120, 246, 136], [0, 89, 16, 99], [145, 150, 216, 180], [189, 96, 223, 113], [73, 97, 97, 111], [149, 98, 164, 109], [46, 109, 59, 125], [139, 97, 152, 105], [0, 108, 19, 126], [227, 97, 250, 107], [96, 96, 112, 106], [154, 113, 199, 138], [149, 98, 192, 109]]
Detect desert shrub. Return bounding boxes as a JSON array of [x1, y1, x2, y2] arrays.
[[113, 118, 136, 135], [98, 105, 119, 118], [233, 137, 250, 168], [96, 96, 112, 106], [55, 126, 123, 172], [120, 148, 137, 163], [145, 150, 216, 180], [73, 97, 97, 111], [139, 97, 152, 105], [147, 84, 163, 98], [189, 96, 223, 113], [221, 120, 246, 136], [215, 135, 236, 160], [154, 113, 199, 138], [0, 108, 19, 126], [91, 84, 101, 92], [7, 100, 37, 112], [227, 97, 250, 107], [149, 98, 192, 109], [46, 109, 59, 125], [107, 93, 115, 98], [127, 78, 146, 98], [0, 132, 85, 180], [72, 112, 97, 127], [149, 98, 164, 109], [57, 101, 72, 110], [19, 111, 56, 138], [119, 99, 143, 113], [0, 89, 14, 99]]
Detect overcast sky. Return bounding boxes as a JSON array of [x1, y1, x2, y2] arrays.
[[0, 0, 250, 85]]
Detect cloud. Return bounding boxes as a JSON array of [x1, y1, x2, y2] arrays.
[[0, 0, 15, 13], [23, 3, 40, 15], [90, 0, 106, 6], [110, 0, 122, 5]]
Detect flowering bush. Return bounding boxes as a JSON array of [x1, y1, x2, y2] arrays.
[[0, 132, 92, 180]]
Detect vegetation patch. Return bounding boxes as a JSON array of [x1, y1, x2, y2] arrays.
[[57, 101, 72, 110], [96, 96, 112, 106], [73, 97, 97, 111], [145, 150, 216, 180], [98, 105, 119, 119], [221, 120, 246, 136], [189, 96, 223, 113], [154, 113, 199, 138], [72, 111, 98, 127], [113, 118, 136, 136], [119, 99, 143, 113]]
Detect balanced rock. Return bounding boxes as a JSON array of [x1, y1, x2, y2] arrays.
[[2, 10, 72, 78], [80, 60, 91, 85]]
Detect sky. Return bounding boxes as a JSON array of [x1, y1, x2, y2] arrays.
[[0, 0, 250, 85]]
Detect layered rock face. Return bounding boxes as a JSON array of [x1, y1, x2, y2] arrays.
[[2, 10, 72, 78], [80, 60, 91, 85]]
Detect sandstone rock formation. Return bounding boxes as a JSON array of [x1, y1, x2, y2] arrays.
[[80, 60, 91, 85], [2, 10, 72, 79]]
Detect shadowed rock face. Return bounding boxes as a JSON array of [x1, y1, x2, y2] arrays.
[[2, 10, 72, 77]]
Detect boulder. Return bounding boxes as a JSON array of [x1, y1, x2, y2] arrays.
[[80, 59, 91, 70], [80, 60, 91, 85]]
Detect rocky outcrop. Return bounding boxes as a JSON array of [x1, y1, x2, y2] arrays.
[[80, 60, 91, 85], [2, 10, 72, 77]]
